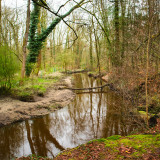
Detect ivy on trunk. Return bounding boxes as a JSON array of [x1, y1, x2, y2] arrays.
[[26, 0, 85, 76]]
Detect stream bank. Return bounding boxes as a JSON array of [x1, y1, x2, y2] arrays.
[[88, 71, 160, 119], [0, 73, 75, 127]]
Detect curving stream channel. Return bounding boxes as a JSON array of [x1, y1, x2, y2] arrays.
[[0, 73, 142, 159]]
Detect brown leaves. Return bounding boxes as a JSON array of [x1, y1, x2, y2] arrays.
[[55, 141, 111, 160], [119, 146, 134, 155]]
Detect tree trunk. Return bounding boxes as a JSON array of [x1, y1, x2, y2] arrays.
[[0, 0, 2, 46], [120, 0, 125, 60], [89, 26, 93, 70], [114, 0, 120, 66], [21, 0, 30, 79], [145, 24, 151, 126]]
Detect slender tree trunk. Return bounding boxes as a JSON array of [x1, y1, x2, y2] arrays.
[[36, 53, 41, 75], [21, 0, 30, 79], [36, 13, 42, 75], [145, 25, 151, 126], [52, 29, 56, 61], [0, 0, 2, 46], [120, 0, 125, 60], [145, 0, 153, 126], [49, 38, 53, 67], [93, 27, 101, 74], [114, 0, 120, 66], [41, 5, 47, 70], [89, 26, 93, 70]]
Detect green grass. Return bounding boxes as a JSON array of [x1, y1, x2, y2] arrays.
[[11, 76, 60, 99]]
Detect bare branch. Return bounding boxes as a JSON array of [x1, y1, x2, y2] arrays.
[[56, 0, 72, 14], [31, 0, 86, 47]]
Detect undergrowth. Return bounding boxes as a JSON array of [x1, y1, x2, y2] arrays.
[[11, 75, 60, 100]]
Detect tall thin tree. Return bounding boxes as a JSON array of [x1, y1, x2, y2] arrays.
[[21, 0, 31, 79]]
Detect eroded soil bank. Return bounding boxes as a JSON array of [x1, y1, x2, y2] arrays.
[[0, 75, 75, 127]]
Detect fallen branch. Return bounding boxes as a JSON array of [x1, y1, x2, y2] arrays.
[[62, 69, 89, 74], [59, 83, 110, 91], [76, 91, 108, 94]]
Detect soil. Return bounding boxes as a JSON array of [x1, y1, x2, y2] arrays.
[[0, 76, 75, 127]]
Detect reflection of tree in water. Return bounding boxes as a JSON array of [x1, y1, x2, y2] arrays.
[[25, 117, 64, 157], [73, 74, 83, 88], [102, 90, 143, 137], [0, 123, 24, 160], [49, 74, 108, 146]]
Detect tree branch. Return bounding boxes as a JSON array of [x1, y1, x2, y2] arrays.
[[59, 83, 110, 90], [37, 0, 85, 43]]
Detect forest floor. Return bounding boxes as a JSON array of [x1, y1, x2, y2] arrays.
[[0, 72, 75, 127]]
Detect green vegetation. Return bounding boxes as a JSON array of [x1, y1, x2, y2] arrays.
[[55, 134, 160, 160], [100, 134, 160, 155], [11, 75, 60, 100], [0, 46, 19, 94]]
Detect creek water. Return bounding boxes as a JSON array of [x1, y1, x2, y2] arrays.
[[0, 73, 142, 159]]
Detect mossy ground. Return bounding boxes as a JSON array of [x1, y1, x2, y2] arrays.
[[54, 133, 160, 160], [11, 75, 61, 101]]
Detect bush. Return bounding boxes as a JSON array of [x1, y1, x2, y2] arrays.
[[0, 45, 19, 94]]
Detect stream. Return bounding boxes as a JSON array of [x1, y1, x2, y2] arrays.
[[0, 73, 142, 159]]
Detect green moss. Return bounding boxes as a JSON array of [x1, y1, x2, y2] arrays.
[[90, 134, 160, 158], [107, 135, 121, 140], [55, 134, 160, 160], [104, 140, 119, 149], [92, 138, 106, 143]]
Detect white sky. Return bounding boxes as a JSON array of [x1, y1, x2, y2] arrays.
[[2, 0, 27, 8], [2, 0, 74, 13]]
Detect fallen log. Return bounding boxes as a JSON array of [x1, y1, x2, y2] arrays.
[[76, 91, 108, 94], [62, 69, 89, 74], [59, 83, 110, 91]]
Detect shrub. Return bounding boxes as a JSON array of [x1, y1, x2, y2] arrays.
[[0, 45, 19, 94]]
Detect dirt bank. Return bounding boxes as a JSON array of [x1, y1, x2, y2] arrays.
[[0, 76, 75, 127]]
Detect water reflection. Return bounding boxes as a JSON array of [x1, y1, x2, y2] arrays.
[[0, 74, 142, 159]]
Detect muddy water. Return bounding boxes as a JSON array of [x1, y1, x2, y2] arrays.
[[0, 74, 142, 159]]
